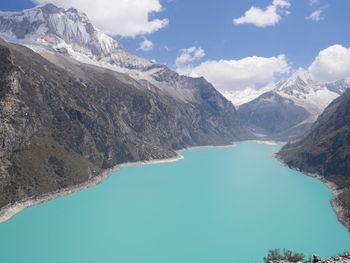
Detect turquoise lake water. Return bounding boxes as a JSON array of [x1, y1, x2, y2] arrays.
[[0, 141, 349, 262]]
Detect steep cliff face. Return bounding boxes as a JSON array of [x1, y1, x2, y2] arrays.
[[278, 88, 350, 227], [0, 39, 245, 209]]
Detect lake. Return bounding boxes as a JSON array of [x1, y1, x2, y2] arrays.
[[0, 141, 349, 262]]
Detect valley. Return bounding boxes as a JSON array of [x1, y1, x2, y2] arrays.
[[0, 2, 350, 262]]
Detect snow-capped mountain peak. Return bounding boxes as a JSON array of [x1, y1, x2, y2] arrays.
[[286, 68, 313, 85], [220, 86, 274, 108], [326, 78, 350, 95], [222, 67, 348, 117], [276, 68, 315, 93], [272, 68, 339, 115], [0, 4, 153, 71]]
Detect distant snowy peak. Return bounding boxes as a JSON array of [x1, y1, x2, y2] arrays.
[[285, 68, 313, 86], [271, 68, 341, 115], [220, 86, 274, 107], [0, 4, 153, 70], [222, 67, 350, 116], [275, 68, 319, 94], [326, 78, 350, 95]]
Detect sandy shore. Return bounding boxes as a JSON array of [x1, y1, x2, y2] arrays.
[[0, 173, 107, 224], [276, 155, 350, 232], [254, 140, 280, 145], [0, 154, 183, 224], [178, 143, 237, 153]]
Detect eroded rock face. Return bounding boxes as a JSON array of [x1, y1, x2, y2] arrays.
[[0, 39, 245, 209]]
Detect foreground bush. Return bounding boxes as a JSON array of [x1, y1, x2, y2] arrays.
[[264, 249, 306, 262]]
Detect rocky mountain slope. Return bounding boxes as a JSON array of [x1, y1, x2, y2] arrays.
[[278, 88, 350, 229], [234, 69, 348, 140], [238, 91, 311, 139], [0, 5, 246, 211]]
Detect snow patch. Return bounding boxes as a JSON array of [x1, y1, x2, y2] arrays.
[[220, 86, 273, 107]]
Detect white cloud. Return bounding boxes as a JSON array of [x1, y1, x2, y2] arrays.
[[177, 55, 290, 90], [306, 9, 324, 22], [233, 0, 291, 28], [309, 0, 320, 5], [175, 46, 206, 67], [309, 45, 350, 82], [139, 38, 154, 51], [33, 0, 169, 37]]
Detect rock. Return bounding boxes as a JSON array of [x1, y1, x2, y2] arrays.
[[313, 255, 322, 263]]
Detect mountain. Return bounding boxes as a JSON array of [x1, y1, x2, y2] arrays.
[[234, 68, 348, 139], [0, 4, 151, 71], [0, 4, 242, 111], [274, 68, 339, 116], [238, 91, 311, 138], [0, 5, 246, 211], [326, 78, 350, 95], [278, 88, 350, 229]]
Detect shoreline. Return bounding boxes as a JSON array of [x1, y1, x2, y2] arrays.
[[177, 143, 237, 153], [2, 142, 348, 233], [275, 155, 350, 232], [254, 140, 280, 145], [0, 154, 183, 224], [305, 173, 350, 232], [0, 143, 236, 223], [0, 173, 107, 224]]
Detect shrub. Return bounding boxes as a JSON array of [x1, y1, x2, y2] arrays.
[[264, 249, 305, 263]]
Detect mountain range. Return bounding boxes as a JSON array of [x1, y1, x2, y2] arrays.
[[2, 3, 349, 142], [222, 69, 350, 140]]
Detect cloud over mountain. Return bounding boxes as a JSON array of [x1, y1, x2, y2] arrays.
[[175, 46, 206, 68], [139, 38, 154, 51], [309, 44, 350, 82], [177, 55, 290, 90]]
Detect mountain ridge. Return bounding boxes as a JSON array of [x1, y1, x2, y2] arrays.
[[232, 68, 349, 139]]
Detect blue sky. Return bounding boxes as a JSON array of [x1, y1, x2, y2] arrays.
[[1, 0, 350, 90], [128, 0, 350, 69]]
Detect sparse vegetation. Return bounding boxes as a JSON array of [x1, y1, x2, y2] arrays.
[[264, 249, 306, 263]]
